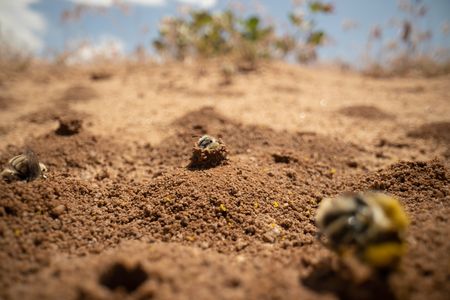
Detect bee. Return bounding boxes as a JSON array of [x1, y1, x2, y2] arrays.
[[316, 192, 409, 269], [1, 149, 48, 182], [197, 135, 220, 150], [189, 135, 228, 168]]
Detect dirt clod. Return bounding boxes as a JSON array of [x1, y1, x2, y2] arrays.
[[55, 117, 83, 136], [50, 205, 66, 218], [99, 262, 148, 293], [272, 153, 298, 164]]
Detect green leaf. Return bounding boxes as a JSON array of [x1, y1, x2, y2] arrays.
[[309, 2, 334, 13], [308, 31, 325, 45], [309, 2, 322, 12], [190, 11, 213, 31], [152, 40, 165, 51], [246, 16, 260, 32], [288, 13, 303, 26], [275, 36, 296, 55]]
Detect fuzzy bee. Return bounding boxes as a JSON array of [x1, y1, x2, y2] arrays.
[[197, 135, 220, 150], [1, 149, 48, 182], [189, 135, 228, 168], [316, 192, 409, 269]]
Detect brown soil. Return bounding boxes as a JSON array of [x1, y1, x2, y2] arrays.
[[0, 92, 20, 110], [338, 105, 393, 120], [60, 84, 98, 103], [55, 116, 83, 136], [0, 61, 449, 300]]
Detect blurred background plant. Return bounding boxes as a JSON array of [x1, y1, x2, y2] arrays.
[[153, 9, 275, 71], [0, 26, 32, 73], [0, 0, 449, 78], [363, 0, 450, 77], [286, 0, 334, 63], [152, 0, 334, 71]]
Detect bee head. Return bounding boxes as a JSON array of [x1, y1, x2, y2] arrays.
[[39, 162, 48, 179], [1, 168, 18, 182], [198, 135, 216, 149]]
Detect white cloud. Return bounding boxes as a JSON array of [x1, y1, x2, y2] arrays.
[[0, 0, 47, 52], [67, 0, 217, 8], [0, 0, 218, 55], [177, 0, 217, 8], [66, 0, 165, 6], [65, 35, 125, 64]]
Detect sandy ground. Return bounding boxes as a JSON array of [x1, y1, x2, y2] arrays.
[[0, 61, 449, 300]]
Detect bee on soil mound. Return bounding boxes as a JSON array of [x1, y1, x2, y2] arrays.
[[188, 135, 228, 169]]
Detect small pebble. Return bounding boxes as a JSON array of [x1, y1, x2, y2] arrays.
[[51, 205, 66, 218]]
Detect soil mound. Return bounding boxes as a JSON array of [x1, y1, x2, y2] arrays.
[[1, 75, 449, 300], [140, 161, 324, 247], [60, 84, 98, 103], [55, 116, 83, 136], [338, 105, 393, 120], [408, 121, 450, 145], [2, 159, 448, 300], [166, 107, 362, 168], [353, 159, 448, 195]]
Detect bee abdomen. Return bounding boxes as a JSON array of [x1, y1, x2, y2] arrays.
[[363, 241, 406, 268]]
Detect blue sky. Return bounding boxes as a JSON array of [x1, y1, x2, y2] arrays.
[[0, 0, 449, 64]]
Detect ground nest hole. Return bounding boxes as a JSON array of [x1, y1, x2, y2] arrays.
[[272, 153, 298, 164], [99, 262, 148, 293]]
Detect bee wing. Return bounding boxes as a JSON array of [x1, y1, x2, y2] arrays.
[[23, 149, 42, 181], [9, 150, 41, 181]]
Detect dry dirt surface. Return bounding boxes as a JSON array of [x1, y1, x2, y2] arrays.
[[0, 61, 449, 300]]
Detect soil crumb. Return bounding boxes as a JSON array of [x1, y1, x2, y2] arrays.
[[55, 116, 83, 136]]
